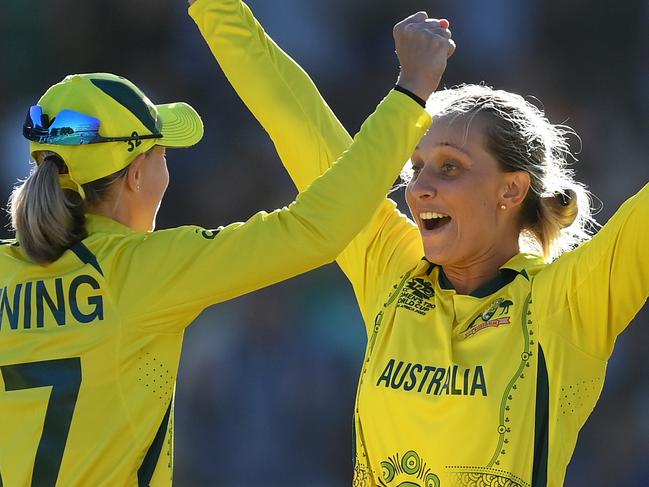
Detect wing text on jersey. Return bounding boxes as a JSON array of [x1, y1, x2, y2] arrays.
[[0, 275, 104, 330]]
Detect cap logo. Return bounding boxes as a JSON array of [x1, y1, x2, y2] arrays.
[[127, 132, 142, 152]]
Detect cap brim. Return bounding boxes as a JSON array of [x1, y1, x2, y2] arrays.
[[156, 102, 204, 148]]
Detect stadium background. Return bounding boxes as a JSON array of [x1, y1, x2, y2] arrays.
[[2, 0, 648, 485]]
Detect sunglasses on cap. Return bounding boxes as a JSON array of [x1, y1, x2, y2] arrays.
[[23, 105, 163, 147]]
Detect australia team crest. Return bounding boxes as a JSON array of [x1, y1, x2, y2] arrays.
[[463, 297, 514, 339]]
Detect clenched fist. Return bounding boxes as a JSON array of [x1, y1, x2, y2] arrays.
[[394, 12, 456, 102]]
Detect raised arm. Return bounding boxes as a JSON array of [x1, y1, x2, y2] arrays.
[[115, 90, 431, 328], [534, 183, 649, 359], [189, 0, 455, 324], [189, 0, 349, 190]]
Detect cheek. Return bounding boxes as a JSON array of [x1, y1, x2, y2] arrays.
[[144, 171, 168, 207], [161, 169, 170, 193], [405, 184, 416, 210], [155, 163, 169, 195], [454, 193, 499, 238]]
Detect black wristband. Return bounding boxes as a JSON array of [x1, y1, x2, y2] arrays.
[[394, 85, 426, 108]]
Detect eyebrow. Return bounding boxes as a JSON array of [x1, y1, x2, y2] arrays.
[[414, 142, 471, 156], [440, 141, 471, 155]]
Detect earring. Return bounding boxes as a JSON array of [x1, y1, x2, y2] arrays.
[[136, 185, 140, 192], [500, 204, 507, 210]]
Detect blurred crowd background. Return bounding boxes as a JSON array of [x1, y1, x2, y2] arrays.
[[2, 0, 649, 485]]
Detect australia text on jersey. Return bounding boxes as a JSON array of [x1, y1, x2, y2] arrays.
[[376, 358, 487, 396], [0, 275, 104, 329]]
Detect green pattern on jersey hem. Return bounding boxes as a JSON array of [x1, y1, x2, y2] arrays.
[[376, 450, 440, 487], [446, 466, 529, 487], [488, 292, 533, 468]]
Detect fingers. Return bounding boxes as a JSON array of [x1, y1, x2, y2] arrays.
[[395, 14, 449, 31], [413, 19, 452, 37], [396, 17, 452, 41], [447, 38, 456, 58], [395, 11, 429, 30], [425, 19, 452, 39], [393, 12, 456, 100], [422, 22, 452, 41], [400, 22, 453, 57]]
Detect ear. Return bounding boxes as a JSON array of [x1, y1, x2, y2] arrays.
[[501, 171, 531, 208], [125, 153, 147, 193]]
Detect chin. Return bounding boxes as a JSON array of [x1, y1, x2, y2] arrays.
[[420, 231, 451, 262], [417, 220, 460, 265], [423, 246, 450, 265], [423, 241, 469, 266]]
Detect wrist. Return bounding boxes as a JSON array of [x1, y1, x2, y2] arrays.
[[395, 76, 434, 102], [394, 85, 427, 108]]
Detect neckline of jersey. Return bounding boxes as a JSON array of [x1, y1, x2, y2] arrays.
[[425, 253, 545, 298]]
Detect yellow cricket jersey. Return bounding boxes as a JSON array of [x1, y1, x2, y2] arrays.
[[0, 88, 431, 486], [191, 0, 649, 484]]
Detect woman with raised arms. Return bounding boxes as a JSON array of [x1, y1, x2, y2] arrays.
[[190, 0, 649, 485]]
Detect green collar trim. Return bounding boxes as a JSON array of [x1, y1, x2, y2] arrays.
[[428, 253, 544, 298], [437, 267, 520, 298]]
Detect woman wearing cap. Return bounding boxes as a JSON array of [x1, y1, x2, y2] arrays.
[[0, 25, 452, 487], [191, 0, 649, 485]]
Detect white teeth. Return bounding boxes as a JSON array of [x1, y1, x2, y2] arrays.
[[420, 211, 449, 220]]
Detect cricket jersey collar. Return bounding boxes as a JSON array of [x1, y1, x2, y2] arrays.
[[85, 213, 136, 236], [499, 252, 545, 275], [424, 252, 545, 298]]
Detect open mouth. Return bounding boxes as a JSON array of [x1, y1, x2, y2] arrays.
[[420, 212, 452, 231]]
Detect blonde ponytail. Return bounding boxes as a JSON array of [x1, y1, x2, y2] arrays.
[[9, 153, 86, 264], [524, 188, 588, 260], [9, 151, 130, 265]]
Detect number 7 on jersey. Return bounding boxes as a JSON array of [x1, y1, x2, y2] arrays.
[[1, 358, 81, 487]]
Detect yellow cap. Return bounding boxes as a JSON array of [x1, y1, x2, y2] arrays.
[[29, 73, 204, 185]]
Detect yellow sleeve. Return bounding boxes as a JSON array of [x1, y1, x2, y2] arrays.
[[111, 91, 430, 329], [190, 0, 346, 190], [190, 0, 425, 326], [534, 183, 649, 359]]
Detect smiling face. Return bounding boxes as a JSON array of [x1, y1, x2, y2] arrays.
[[406, 113, 530, 268]]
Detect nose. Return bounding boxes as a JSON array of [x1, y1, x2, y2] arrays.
[[408, 166, 437, 200]]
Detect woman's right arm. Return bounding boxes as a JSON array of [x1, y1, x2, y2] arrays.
[[113, 89, 431, 329], [189, 0, 452, 323]]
